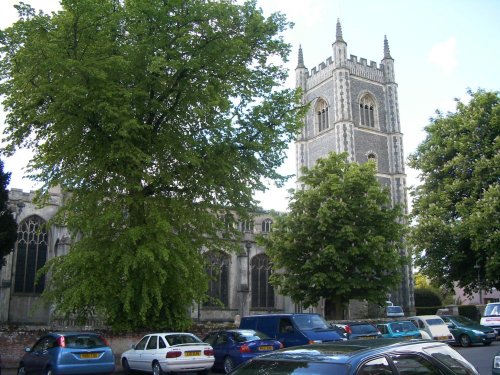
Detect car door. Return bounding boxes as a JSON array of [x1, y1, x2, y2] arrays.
[[141, 335, 159, 371], [204, 332, 224, 368], [127, 336, 150, 371], [23, 336, 54, 375]]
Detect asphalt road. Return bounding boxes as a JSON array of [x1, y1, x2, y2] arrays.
[[3, 341, 498, 375]]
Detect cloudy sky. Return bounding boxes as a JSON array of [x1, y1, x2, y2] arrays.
[[1, 0, 499, 211]]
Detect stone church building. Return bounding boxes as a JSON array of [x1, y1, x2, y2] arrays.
[[0, 20, 414, 325]]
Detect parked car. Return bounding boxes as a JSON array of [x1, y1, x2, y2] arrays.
[[121, 332, 214, 375], [239, 313, 342, 347], [408, 315, 455, 343], [226, 338, 479, 375], [17, 332, 115, 375], [202, 329, 282, 373], [441, 314, 496, 347], [480, 302, 500, 337], [343, 322, 382, 340], [385, 305, 405, 318], [376, 320, 422, 339], [493, 350, 500, 375]]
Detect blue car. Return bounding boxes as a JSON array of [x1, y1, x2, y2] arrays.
[[377, 320, 422, 339], [17, 332, 115, 375], [227, 339, 479, 375], [202, 329, 282, 373]]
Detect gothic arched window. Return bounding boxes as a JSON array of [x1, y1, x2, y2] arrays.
[[359, 95, 377, 128], [239, 220, 254, 233], [251, 254, 274, 308], [315, 99, 329, 132], [261, 219, 272, 233], [14, 215, 48, 294], [204, 250, 230, 307]]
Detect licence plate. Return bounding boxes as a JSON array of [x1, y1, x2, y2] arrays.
[[436, 336, 448, 341], [80, 353, 99, 359], [259, 346, 273, 351], [362, 336, 375, 339], [184, 351, 201, 356]]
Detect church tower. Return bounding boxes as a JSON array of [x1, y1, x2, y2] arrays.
[[295, 20, 414, 315]]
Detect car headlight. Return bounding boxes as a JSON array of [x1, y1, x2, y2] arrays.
[[471, 330, 485, 335], [494, 355, 500, 369]]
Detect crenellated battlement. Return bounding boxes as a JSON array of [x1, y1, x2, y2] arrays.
[[304, 53, 385, 89]]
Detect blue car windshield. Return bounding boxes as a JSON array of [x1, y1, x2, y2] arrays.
[[387, 306, 403, 313], [293, 315, 330, 330]]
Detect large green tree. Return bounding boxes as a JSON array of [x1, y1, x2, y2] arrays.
[[408, 89, 500, 295], [0, 0, 305, 330], [262, 153, 406, 310], [0, 159, 17, 269]]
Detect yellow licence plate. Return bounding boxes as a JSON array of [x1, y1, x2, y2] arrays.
[[362, 336, 375, 339], [80, 353, 99, 359], [259, 346, 273, 351], [436, 336, 448, 341], [184, 351, 201, 356]]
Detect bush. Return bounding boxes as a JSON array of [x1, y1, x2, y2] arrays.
[[458, 305, 480, 322], [415, 287, 442, 307], [415, 306, 439, 315]]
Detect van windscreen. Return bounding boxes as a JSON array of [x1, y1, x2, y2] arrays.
[[293, 315, 330, 330]]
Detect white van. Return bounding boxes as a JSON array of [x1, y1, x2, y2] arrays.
[[480, 302, 500, 337], [408, 315, 455, 343]]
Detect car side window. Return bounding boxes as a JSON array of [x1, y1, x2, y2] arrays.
[[45, 336, 57, 350], [146, 336, 158, 350], [391, 354, 444, 375], [279, 318, 294, 333], [135, 336, 149, 350], [357, 357, 393, 375], [32, 337, 48, 352], [159, 336, 166, 349], [377, 325, 387, 334], [215, 333, 228, 345], [203, 333, 218, 346]]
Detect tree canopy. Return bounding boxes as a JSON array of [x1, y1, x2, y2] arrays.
[[0, 159, 17, 269], [262, 152, 407, 310], [408, 89, 500, 295], [0, 0, 305, 330]]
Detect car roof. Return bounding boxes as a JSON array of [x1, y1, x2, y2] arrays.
[[408, 315, 442, 319], [253, 339, 448, 364]]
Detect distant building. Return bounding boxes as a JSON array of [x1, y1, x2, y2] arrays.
[[294, 20, 414, 317]]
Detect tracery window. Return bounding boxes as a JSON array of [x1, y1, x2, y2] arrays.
[[239, 220, 254, 233], [204, 250, 230, 307], [359, 95, 376, 128], [261, 219, 272, 233], [14, 215, 48, 294], [251, 254, 275, 308], [315, 99, 329, 132]]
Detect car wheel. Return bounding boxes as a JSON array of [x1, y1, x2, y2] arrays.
[[122, 358, 133, 374], [17, 366, 26, 375], [152, 361, 165, 375], [459, 334, 471, 347], [224, 356, 235, 374]]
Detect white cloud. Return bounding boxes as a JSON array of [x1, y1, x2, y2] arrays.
[[428, 37, 458, 74]]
